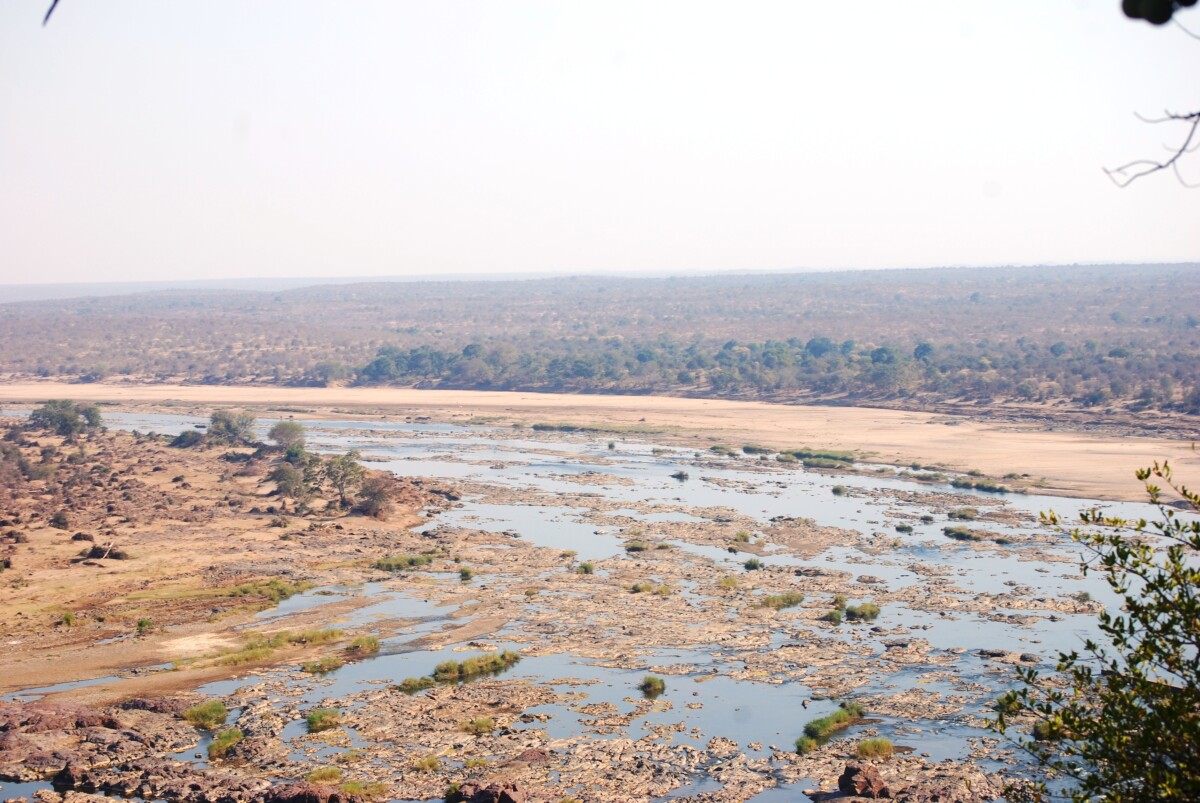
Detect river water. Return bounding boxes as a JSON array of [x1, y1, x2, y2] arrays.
[[2, 408, 1178, 802]]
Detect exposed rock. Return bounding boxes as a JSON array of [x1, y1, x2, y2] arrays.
[[449, 782, 527, 803], [838, 762, 891, 799], [0, 703, 118, 734], [117, 697, 196, 716], [262, 781, 365, 803]]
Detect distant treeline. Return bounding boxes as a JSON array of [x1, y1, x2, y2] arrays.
[[352, 336, 1199, 412], [1, 263, 1198, 415]]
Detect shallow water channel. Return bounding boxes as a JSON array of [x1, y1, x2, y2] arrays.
[[4, 409, 1180, 802]]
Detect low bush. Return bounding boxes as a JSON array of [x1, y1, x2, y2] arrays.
[[339, 782, 387, 800], [348, 635, 380, 655], [305, 767, 342, 783], [576, 562, 594, 575], [795, 735, 819, 754], [856, 737, 894, 759], [630, 581, 655, 593], [943, 525, 979, 541], [639, 675, 666, 698], [717, 576, 738, 589], [302, 656, 344, 674], [374, 553, 433, 571], [743, 557, 764, 571], [411, 754, 439, 772], [831, 485, 847, 496], [894, 523, 913, 533], [459, 717, 496, 735], [306, 708, 342, 733], [208, 729, 243, 760], [459, 567, 474, 582], [947, 508, 978, 521], [844, 603, 880, 622], [625, 541, 650, 553], [803, 701, 864, 740], [820, 609, 843, 625], [183, 700, 228, 729], [759, 592, 804, 610]]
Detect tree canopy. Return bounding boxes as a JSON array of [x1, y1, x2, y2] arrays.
[[993, 463, 1200, 802]]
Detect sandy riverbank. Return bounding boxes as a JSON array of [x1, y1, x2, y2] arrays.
[[0, 381, 1195, 502]]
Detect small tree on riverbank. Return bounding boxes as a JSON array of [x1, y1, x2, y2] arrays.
[[993, 462, 1200, 802]]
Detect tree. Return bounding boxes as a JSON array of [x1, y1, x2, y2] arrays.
[[323, 450, 365, 508], [28, 399, 102, 440], [207, 409, 255, 444], [1106, 2, 1199, 186], [267, 462, 307, 500], [356, 475, 394, 519], [993, 462, 1200, 802], [268, 420, 306, 451]]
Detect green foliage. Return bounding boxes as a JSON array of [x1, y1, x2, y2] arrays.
[[183, 700, 228, 729], [458, 566, 474, 582], [207, 729, 243, 759], [943, 525, 979, 541], [743, 557, 763, 571], [993, 462, 1200, 803], [576, 562, 594, 574], [894, 523, 913, 533], [759, 592, 804, 610], [169, 429, 204, 448], [268, 420, 306, 450], [136, 618, 153, 634], [355, 475, 394, 519], [324, 450, 365, 506], [60, 611, 75, 626], [820, 609, 843, 625], [397, 651, 521, 694], [374, 553, 433, 571], [717, 576, 738, 589], [207, 409, 255, 444], [948, 507, 978, 521], [304, 767, 342, 783], [459, 716, 496, 735], [29, 400, 102, 439], [857, 737, 894, 759], [639, 675, 666, 698], [302, 656, 345, 674], [831, 485, 847, 496], [306, 708, 342, 733], [630, 581, 655, 593], [411, 754, 439, 772], [803, 701, 864, 740], [844, 602, 880, 622], [339, 782, 388, 800], [348, 635, 380, 654], [795, 735, 819, 754]]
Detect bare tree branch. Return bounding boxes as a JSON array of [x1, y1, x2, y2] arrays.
[[1104, 110, 1200, 187], [43, 0, 59, 26]]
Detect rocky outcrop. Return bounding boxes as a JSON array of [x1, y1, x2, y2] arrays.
[[261, 781, 365, 803], [838, 762, 891, 799], [448, 782, 528, 803]]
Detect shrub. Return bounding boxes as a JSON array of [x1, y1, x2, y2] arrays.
[[948, 508, 978, 521], [459, 717, 496, 735], [348, 635, 380, 654], [743, 557, 764, 571], [625, 541, 650, 552], [49, 511, 70, 530], [639, 675, 666, 698], [340, 782, 388, 800], [463, 757, 488, 768], [576, 562, 594, 575], [803, 701, 864, 740], [136, 618, 153, 634], [804, 457, 851, 469], [943, 525, 979, 541], [374, 554, 433, 571], [459, 567, 474, 582], [831, 485, 847, 496], [844, 603, 880, 622], [207, 729, 243, 759], [411, 754, 439, 772], [170, 430, 204, 448], [306, 708, 342, 733], [670, 470, 689, 481], [742, 444, 772, 454], [820, 609, 844, 625], [394, 676, 437, 695], [302, 656, 344, 674], [630, 581, 655, 594], [857, 737, 894, 759], [733, 530, 751, 542], [894, 523, 913, 533], [920, 514, 935, 523], [760, 592, 804, 610], [60, 611, 75, 627], [305, 767, 342, 783], [183, 700, 228, 729], [832, 594, 848, 609], [718, 576, 738, 589], [795, 735, 819, 754]]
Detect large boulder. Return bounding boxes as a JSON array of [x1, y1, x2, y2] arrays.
[[262, 781, 366, 803], [838, 762, 891, 799], [450, 782, 528, 803]]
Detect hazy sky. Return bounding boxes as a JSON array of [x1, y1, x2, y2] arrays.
[[1, 1, 1198, 285]]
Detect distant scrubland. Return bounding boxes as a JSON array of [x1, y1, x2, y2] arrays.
[[1, 263, 1198, 415]]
